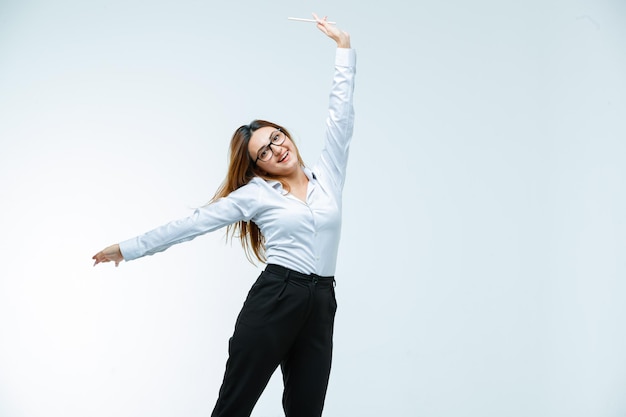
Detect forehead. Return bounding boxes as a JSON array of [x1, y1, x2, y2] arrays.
[[248, 126, 277, 154]]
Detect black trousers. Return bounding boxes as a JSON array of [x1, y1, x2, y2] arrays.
[[211, 264, 338, 417]]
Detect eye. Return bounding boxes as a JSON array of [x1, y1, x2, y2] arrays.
[[271, 132, 282, 144], [259, 148, 270, 159]]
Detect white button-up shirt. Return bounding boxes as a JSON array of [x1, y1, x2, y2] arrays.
[[119, 48, 356, 276]]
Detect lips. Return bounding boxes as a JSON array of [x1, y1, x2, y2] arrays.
[[278, 151, 289, 163]]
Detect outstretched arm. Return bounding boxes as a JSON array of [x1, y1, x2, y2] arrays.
[[91, 180, 263, 267], [313, 13, 351, 48]]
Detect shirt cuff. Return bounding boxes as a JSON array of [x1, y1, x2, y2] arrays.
[[118, 237, 139, 262], [335, 48, 356, 68]]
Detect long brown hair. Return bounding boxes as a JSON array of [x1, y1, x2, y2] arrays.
[[210, 119, 304, 263]]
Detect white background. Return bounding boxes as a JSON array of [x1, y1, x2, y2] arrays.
[[1, 0, 625, 416]]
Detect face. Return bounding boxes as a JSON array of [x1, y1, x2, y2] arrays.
[[248, 126, 300, 176]]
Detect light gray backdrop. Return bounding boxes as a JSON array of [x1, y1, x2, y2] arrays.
[[1, 0, 624, 416]]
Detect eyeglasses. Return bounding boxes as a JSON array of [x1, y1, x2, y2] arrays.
[[254, 129, 286, 164]]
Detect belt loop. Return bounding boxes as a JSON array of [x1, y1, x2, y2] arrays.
[[284, 269, 291, 282]]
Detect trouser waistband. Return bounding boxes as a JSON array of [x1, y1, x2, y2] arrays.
[[265, 263, 335, 285]]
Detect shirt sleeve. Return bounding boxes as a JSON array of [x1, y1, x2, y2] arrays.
[[314, 48, 357, 192], [119, 181, 262, 261]]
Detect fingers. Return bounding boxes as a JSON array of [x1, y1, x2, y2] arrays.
[[312, 13, 326, 27], [313, 13, 329, 30], [92, 252, 107, 266], [312, 12, 350, 47], [92, 256, 115, 267], [92, 247, 121, 267]]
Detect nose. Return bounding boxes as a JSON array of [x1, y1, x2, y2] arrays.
[[269, 142, 285, 157]]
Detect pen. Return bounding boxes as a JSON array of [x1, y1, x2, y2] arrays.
[[287, 17, 337, 25]]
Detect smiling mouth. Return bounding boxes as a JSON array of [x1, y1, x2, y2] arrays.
[[279, 151, 289, 162]]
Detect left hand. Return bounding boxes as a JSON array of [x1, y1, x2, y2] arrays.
[[313, 13, 351, 48]]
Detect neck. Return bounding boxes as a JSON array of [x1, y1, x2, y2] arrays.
[[282, 166, 308, 188]]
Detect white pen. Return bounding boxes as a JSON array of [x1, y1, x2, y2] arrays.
[[287, 17, 337, 25]]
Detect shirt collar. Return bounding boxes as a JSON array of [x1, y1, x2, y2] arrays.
[[303, 166, 317, 181]]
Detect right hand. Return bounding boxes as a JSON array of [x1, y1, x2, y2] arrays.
[[92, 244, 124, 267]]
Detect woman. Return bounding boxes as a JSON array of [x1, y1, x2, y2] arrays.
[[93, 14, 355, 417]]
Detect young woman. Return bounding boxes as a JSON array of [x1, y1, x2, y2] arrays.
[[92, 14, 355, 417]]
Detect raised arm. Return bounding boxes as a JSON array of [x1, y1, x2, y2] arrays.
[[311, 14, 356, 193]]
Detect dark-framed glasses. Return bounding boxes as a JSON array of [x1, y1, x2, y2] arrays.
[[254, 129, 286, 163]]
